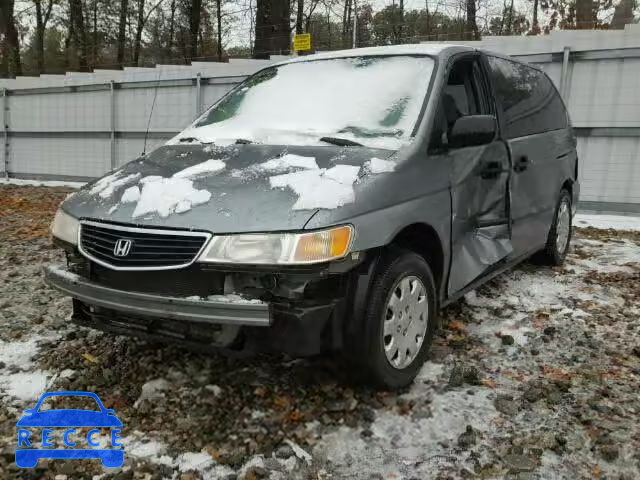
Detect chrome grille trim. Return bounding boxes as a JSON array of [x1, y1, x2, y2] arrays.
[[78, 220, 212, 271]]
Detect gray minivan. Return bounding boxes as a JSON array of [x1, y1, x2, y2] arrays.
[[45, 44, 579, 389]]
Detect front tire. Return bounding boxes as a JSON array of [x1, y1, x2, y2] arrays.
[[348, 249, 437, 390], [539, 189, 573, 265]]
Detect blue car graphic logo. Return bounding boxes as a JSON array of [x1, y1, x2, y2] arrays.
[[15, 391, 124, 468]]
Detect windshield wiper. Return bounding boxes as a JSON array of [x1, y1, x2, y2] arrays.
[[178, 136, 215, 145], [319, 136, 363, 147]]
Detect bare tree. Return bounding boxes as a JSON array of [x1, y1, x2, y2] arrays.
[[186, 0, 203, 59], [0, 0, 21, 76], [68, 0, 88, 69], [610, 0, 635, 28], [531, 0, 540, 33], [215, 0, 222, 60], [296, 0, 304, 33], [134, 0, 165, 65], [254, 0, 291, 58], [33, 0, 55, 74], [575, 0, 595, 28], [466, 0, 478, 39], [117, 0, 128, 67]]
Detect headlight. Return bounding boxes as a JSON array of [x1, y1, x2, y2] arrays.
[[51, 209, 80, 245], [198, 225, 353, 265]]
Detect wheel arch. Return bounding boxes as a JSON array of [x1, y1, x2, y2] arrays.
[[387, 222, 445, 300]]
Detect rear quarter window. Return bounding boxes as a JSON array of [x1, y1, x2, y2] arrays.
[[487, 56, 567, 139]]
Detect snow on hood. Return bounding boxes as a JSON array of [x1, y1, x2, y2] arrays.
[[63, 144, 396, 233]]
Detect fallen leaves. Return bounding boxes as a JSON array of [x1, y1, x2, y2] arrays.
[[81, 352, 99, 364], [0, 185, 72, 240]]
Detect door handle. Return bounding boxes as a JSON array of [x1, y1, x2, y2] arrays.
[[479, 161, 504, 179], [514, 156, 529, 172]]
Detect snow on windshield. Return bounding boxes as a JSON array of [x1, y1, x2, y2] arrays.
[[170, 55, 435, 150]]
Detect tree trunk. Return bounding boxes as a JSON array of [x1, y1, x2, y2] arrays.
[[398, 0, 404, 42], [188, 0, 203, 60], [532, 0, 539, 34], [216, 0, 223, 61], [168, 0, 176, 50], [69, 0, 89, 69], [133, 0, 145, 65], [34, 0, 46, 73], [93, 0, 98, 65], [117, 0, 128, 68], [296, 0, 304, 34], [610, 0, 634, 29], [466, 0, 478, 40], [253, 0, 291, 59], [575, 0, 594, 29], [0, 0, 22, 76], [425, 0, 431, 40]]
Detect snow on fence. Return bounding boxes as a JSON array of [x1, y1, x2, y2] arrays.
[[3, 26, 640, 212]]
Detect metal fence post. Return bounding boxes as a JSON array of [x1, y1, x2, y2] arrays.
[[2, 88, 8, 178], [560, 46, 572, 100], [195, 72, 202, 116], [110, 81, 116, 169]]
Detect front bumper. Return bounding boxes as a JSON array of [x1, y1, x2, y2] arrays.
[[43, 265, 271, 327]]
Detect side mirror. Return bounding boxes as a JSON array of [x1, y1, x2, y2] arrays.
[[23, 409, 34, 415], [449, 115, 497, 149]]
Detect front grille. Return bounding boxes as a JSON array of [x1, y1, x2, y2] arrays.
[[79, 221, 210, 269]]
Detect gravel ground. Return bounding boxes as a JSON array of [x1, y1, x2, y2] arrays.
[[0, 184, 639, 480]]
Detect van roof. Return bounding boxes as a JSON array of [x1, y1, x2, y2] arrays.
[[276, 44, 475, 65]]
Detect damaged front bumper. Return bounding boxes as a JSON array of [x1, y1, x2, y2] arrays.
[[43, 265, 271, 327], [43, 251, 376, 356]]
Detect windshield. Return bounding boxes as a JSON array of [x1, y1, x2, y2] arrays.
[[170, 55, 435, 150]]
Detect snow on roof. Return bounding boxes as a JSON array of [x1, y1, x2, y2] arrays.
[[277, 43, 472, 66]]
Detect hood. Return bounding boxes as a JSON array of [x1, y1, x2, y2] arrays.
[[63, 144, 395, 233]]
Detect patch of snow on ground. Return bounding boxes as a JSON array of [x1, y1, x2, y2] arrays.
[[575, 213, 640, 231], [316, 387, 497, 478], [173, 159, 226, 178], [132, 177, 211, 218], [468, 312, 534, 346], [0, 335, 53, 404], [0, 336, 42, 367], [133, 378, 171, 408], [123, 434, 243, 477], [571, 238, 640, 273], [0, 178, 86, 188], [1, 371, 50, 402], [366, 157, 396, 173]]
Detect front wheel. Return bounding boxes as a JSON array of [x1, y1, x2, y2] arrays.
[[538, 189, 573, 265], [347, 249, 437, 390]]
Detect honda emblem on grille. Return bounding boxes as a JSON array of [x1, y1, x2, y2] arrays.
[[113, 239, 133, 257]]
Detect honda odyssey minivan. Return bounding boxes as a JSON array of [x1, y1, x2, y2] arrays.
[[45, 44, 579, 389]]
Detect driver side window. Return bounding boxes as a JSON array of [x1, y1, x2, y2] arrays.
[[429, 57, 492, 151]]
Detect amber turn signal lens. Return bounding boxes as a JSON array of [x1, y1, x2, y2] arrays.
[[293, 225, 353, 263]]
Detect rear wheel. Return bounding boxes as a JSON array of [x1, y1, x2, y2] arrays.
[[347, 249, 437, 389], [538, 189, 572, 265]]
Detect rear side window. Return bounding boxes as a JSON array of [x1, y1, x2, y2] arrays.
[[487, 56, 567, 139]]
